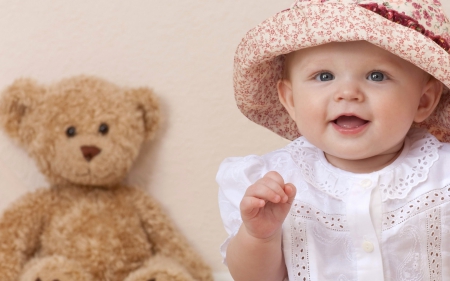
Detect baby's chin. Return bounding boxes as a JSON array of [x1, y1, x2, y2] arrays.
[[323, 149, 403, 173]]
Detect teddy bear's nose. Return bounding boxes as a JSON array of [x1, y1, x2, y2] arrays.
[[80, 146, 101, 162]]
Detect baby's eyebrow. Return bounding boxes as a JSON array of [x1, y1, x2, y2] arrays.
[[295, 57, 334, 70], [366, 58, 409, 71]]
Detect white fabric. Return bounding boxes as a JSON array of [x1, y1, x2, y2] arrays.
[[217, 128, 450, 281]]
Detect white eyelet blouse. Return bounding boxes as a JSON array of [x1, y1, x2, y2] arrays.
[[217, 128, 450, 281]]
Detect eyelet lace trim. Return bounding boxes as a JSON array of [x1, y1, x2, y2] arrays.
[[284, 129, 441, 202], [291, 201, 348, 231], [427, 207, 442, 280], [289, 201, 351, 280], [383, 184, 450, 230], [285, 139, 347, 199], [379, 131, 441, 201], [290, 217, 310, 281]]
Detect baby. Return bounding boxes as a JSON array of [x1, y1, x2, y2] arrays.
[[217, 1, 450, 280]]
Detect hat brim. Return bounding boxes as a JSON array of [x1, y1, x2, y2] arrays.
[[234, 3, 450, 141]]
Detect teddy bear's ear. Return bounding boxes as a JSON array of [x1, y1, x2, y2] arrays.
[[126, 87, 160, 140], [0, 78, 45, 142]]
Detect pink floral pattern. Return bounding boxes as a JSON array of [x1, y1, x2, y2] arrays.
[[234, 0, 450, 141], [359, 3, 450, 51]]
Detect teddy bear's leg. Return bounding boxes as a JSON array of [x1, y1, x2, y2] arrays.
[[124, 255, 196, 281], [19, 255, 94, 281]]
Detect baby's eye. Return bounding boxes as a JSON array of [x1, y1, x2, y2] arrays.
[[367, 71, 386, 81], [315, 72, 334, 81]]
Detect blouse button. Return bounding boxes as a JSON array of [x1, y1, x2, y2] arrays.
[[362, 241, 374, 253], [360, 179, 372, 188]]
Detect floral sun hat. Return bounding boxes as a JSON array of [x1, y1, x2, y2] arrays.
[[234, 0, 450, 141]]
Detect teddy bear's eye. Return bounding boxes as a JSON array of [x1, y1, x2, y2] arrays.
[[66, 126, 76, 137], [99, 123, 109, 135]]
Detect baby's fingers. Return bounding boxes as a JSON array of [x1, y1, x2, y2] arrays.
[[284, 183, 297, 204], [246, 179, 286, 204], [263, 171, 289, 202], [240, 196, 265, 217]]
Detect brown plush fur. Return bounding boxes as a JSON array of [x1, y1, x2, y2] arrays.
[[0, 76, 213, 281]]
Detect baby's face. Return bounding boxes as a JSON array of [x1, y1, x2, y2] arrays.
[[278, 41, 437, 172]]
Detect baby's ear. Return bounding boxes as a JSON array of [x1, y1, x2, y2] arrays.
[[126, 87, 160, 140], [277, 79, 296, 119], [414, 77, 444, 123], [0, 78, 44, 142]]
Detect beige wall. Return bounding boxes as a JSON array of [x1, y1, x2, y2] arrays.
[[0, 1, 449, 279]]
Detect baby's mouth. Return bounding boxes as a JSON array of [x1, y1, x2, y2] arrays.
[[333, 115, 369, 129]]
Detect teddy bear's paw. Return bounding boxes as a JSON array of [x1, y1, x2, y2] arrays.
[[125, 272, 194, 281], [142, 271, 194, 281], [124, 255, 195, 281], [19, 256, 94, 281]]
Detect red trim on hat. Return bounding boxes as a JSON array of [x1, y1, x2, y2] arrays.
[[359, 3, 450, 53]]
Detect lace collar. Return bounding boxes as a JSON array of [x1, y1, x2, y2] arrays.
[[284, 128, 442, 202]]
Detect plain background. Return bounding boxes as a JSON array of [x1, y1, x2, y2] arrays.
[[0, 1, 449, 279]]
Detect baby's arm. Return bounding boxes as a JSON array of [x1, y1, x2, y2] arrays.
[[226, 171, 296, 281]]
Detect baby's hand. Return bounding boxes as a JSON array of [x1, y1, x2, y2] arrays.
[[240, 171, 296, 240]]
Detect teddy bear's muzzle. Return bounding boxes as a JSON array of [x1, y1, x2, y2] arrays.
[[80, 146, 101, 162]]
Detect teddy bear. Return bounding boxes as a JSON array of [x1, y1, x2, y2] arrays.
[[0, 76, 213, 281]]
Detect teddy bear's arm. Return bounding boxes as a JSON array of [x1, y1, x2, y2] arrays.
[[0, 189, 50, 280], [133, 189, 213, 281]]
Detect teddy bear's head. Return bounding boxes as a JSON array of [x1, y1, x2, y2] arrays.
[[0, 76, 160, 187]]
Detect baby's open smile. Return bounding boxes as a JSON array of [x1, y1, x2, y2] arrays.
[[331, 115, 370, 134]]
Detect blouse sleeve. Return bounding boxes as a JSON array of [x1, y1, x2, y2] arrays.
[[216, 155, 267, 264]]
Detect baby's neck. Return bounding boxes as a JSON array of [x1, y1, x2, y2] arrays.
[[324, 142, 405, 174]]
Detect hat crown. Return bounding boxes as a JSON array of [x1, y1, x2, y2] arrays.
[[291, 0, 450, 46], [293, 0, 443, 5]]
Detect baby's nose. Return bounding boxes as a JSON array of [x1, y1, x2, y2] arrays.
[[334, 81, 364, 102], [80, 145, 101, 162]]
